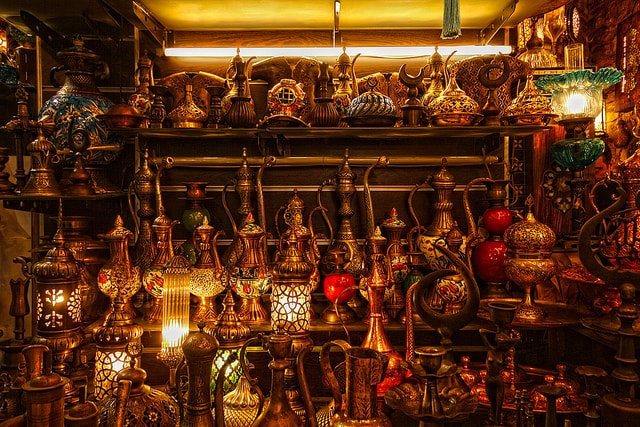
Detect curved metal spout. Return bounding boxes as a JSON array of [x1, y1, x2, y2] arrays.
[[153, 156, 174, 213], [413, 244, 480, 350], [363, 156, 390, 237]]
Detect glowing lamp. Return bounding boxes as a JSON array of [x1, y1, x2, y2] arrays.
[[92, 298, 143, 400], [157, 254, 191, 390]]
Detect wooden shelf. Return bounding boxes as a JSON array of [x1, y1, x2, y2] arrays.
[[112, 125, 552, 142]]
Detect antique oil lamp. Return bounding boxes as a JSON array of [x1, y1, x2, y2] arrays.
[[319, 149, 366, 278], [503, 195, 557, 321], [408, 158, 465, 271], [142, 206, 178, 323], [181, 323, 219, 426], [97, 215, 142, 321], [157, 255, 192, 392], [428, 65, 482, 126], [536, 67, 623, 231], [190, 217, 226, 322], [270, 231, 315, 421], [92, 298, 143, 400], [31, 209, 84, 376]]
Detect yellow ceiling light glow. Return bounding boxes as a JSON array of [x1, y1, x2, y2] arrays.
[[164, 45, 512, 58]]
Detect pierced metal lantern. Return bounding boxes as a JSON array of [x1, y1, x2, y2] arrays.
[[92, 299, 143, 400], [31, 218, 84, 375]]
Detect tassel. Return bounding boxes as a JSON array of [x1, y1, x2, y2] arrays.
[[441, 0, 461, 39]]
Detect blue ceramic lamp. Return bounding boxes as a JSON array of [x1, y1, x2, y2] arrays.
[[536, 67, 623, 230]]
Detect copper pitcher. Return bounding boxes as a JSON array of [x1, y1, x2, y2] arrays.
[[319, 340, 392, 427], [239, 332, 317, 427]]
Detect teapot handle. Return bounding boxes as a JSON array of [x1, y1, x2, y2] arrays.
[[319, 339, 352, 414], [239, 335, 266, 420], [49, 65, 66, 88], [296, 344, 318, 427], [127, 182, 140, 236]]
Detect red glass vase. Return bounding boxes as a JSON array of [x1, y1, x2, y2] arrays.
[[321, 250, 357, 324]]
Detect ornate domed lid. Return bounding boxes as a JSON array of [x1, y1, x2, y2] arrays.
[[337, 47, 352, 66], [182, 323, 219, 359], [32, 216, 82, 280], [429, 158, 456, 187], [104, 215, 134, 241], [93, 299, 144, 347], [381, 207, 406, 230], [502, 75, 555, 118], [345, 78, 397, 126], [56, 35, 99, 64], [503, 195, 555, 253], [152, 206, 176, 229], [207, 288, 250, 348], [116, 343, 149, 395], [27, 127, 57, 153], [271, 232, 314, 281], [429, 72, 480, 116], [239, 212, 263, 234]]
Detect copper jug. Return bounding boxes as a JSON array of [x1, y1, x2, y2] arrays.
[[319, 340, 392, 427], [239, 332, 317, 427], [21, 346, 68, 427]]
